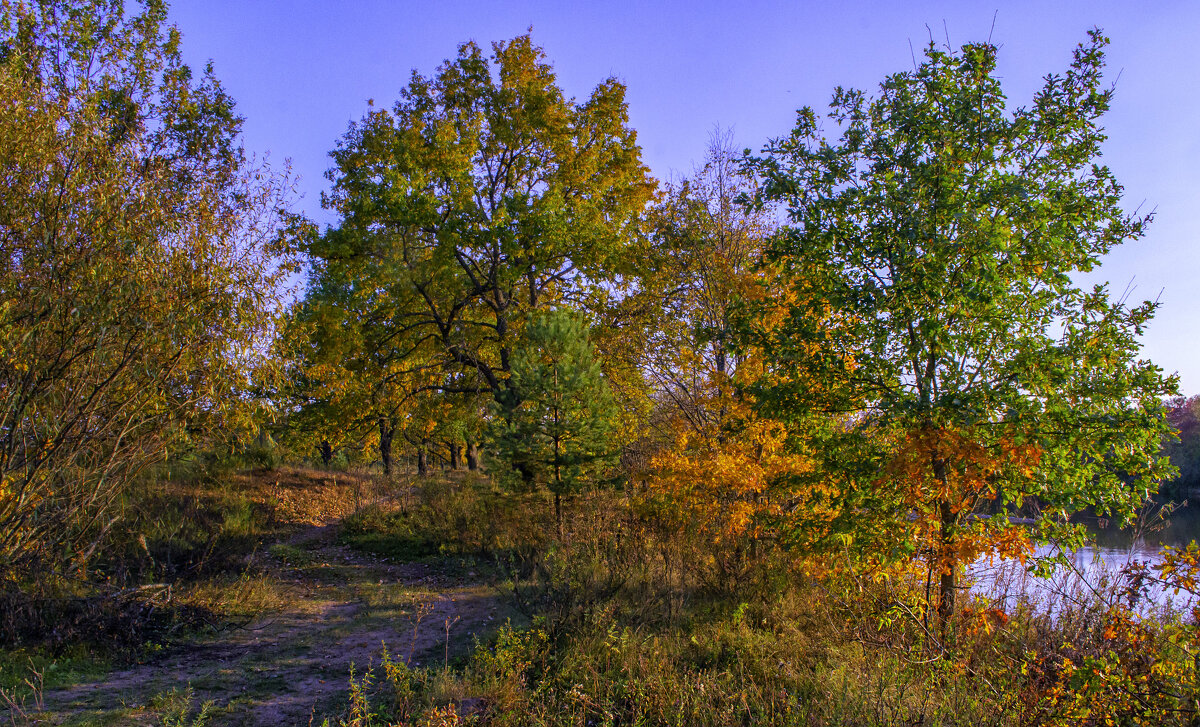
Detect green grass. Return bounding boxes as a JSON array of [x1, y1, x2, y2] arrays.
[[268, 542, 318, 567], [0, 644, 110, 697], [340, 526, 445, 562]]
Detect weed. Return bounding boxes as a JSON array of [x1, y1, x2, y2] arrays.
[[152, 685, 214, 727]]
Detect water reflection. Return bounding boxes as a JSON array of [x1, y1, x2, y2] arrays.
[[967, 504, 1200, 615], [1089, 502, 1200, 549]]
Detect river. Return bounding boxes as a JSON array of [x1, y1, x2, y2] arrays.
[[967, 505, 1200, 616]]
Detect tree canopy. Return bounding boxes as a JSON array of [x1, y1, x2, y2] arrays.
[[313, 34, 654, 401], [746, 30, 1176, 620]]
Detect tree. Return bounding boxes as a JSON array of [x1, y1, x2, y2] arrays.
[[318, 34, 655, 428], [281, 249, 444, 477], [747, 31, 1176, 623], [629, 133, 807, 573], [639, 131, 772, 443], [1162, 395, 1200, 498], [492, 310, 618, 536], [0, 0, 291, 580]]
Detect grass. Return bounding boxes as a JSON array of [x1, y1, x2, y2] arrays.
[[0, 644, 110, 714], [268, 542, 319, 567], [7, 462, 1196, 725], [0, 465, 385, 708], [340, 474, 549, 558], [324, 476, 1200, 727]]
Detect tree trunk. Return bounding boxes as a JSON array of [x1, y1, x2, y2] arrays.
[[553, 388, 562, 538], [417, 444, 428, 477], [466, 439, 479, 471], [554, 491, 562, 540], [379, 419, 394, 477], [319, 440, 333, 467], [449, 442, 460, 471], [937, 498, 956, 626]]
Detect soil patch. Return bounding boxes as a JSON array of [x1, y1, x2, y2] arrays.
[[23, 488, 503, 726]]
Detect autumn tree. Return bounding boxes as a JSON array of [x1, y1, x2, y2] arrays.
[[283, 236, 445, 477], [639, 132, 771, 438], [317, 34, 655, 437], [1162, 395, 1200, 498], [0, 0, 292, 580], [629, 133, 815, 564], [747, 31, 1176, 622], [492, 310, 618, 535]]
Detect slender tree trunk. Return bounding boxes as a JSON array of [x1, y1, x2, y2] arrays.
[[554, 491, 562, 540], [553, 386, 562, 539], [466, 439, 479, 471], [937, 498, 956, 625], [319, 440, 333, 467], [449, 442, 460, 471], [715, 341, 728, 446], [379, 419, 394, 477], [934, 445, 956, 627]]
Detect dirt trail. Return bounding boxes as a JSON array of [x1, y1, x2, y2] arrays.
[[33, 517, 503, 726]]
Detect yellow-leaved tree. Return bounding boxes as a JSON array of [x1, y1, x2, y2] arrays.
[[632, 134, 826, 582], [0, 0, 293, 581]]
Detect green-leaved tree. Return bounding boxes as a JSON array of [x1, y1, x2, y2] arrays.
[[318, 34, 654, 422], [747, 30, 1176, 623]]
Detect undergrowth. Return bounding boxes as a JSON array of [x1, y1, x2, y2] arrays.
[[329, 478, 1200, 727]]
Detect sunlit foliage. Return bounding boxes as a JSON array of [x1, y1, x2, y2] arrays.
[[0, 0, 291, 580], [746, 31, 1176, 620]]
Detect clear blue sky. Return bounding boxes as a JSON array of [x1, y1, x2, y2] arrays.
[[166, 1, 1200, 393]]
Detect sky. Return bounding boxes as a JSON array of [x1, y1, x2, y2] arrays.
[[166, 1, 1200, 393]]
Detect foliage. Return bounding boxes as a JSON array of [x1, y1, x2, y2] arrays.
[[316, 33, 655, 426], [600, 131, 772, 458], [1162, 395, 1200, 498], [636, 131, 772, 411], [746, 30, 1176, 620], [280, 267, 444, 476], [631, 134, 840, 594], [0, 0, 292, 582], [6, 14, 1196, 724], [491, 311, 619, 530]]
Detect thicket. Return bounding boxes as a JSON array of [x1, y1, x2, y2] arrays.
[[0, 0, 293, 587]]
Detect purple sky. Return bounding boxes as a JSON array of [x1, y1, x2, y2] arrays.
[[167, 1, 1200, 393]]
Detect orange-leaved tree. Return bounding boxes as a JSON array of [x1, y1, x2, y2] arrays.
[[633, 134, 832, 575]]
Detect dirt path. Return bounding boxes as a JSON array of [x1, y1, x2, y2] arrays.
[[31, 519, 503, 726]]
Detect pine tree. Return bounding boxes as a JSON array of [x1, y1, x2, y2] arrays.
[[493, 311, 619, 536]]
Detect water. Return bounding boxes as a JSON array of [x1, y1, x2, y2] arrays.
[[967, 504, 1200, 616]]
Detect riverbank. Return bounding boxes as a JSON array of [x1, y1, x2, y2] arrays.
[[319, 481, 1200, 726]]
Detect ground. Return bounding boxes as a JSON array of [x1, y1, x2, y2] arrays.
[[5, 469, 506, 726]]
